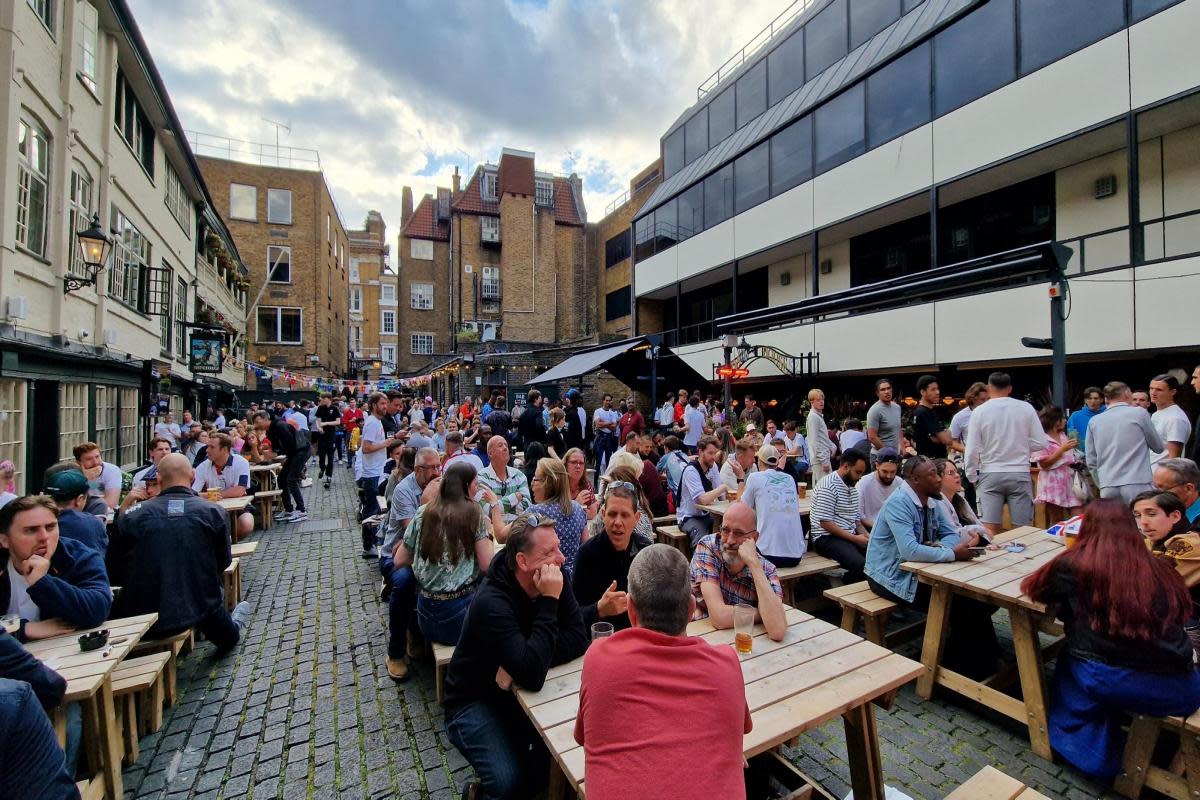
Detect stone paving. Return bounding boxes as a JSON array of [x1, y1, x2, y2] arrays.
[[120, 467, 1122, 800]]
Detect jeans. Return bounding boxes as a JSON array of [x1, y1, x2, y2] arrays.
[[416, 592, 474, 646], [317, 438, 335, 478], [0, 680, 79, 799], [680, 515, 713, 548], [334, 431, 346, 461], [358, 476, 383, 550], [593, 433, 617, 482], [198, 607, 242, 655], [64, 701, 82, 781], [380, 560, 416, 660], [280, 447, 309, 513], [446, 696, 549, 800], [813, 534, 867, 584]]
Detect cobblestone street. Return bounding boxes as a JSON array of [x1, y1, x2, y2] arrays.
[[120, 469, 1120, 800]]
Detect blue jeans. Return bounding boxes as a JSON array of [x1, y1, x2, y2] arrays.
[[416, 592, 474, 646], [446, 696, 548, 800], [380, 560, 416, 660]]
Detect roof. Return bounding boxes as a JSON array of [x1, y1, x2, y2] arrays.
[[402, 195, 449, 241], [451, 167, 585, 226], [525, 335, 708, 389], [640, 0, 973, 218]]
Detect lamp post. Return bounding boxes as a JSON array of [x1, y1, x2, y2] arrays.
[[1020, 242, 1074, 409], [67, 213, 112, 294], [721, 333, 738, 413]]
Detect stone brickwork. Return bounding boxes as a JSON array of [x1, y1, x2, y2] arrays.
[[590, 159, 662, 339], [347, 211, 396, 380]]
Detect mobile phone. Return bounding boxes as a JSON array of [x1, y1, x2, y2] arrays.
[[968, 547, 987, 556]]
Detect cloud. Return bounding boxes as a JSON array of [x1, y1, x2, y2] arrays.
[[128, 0, 784, 237]]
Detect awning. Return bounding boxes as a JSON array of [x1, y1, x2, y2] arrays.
[[525, 335, 709, 394], [525, 341, 639, 385]]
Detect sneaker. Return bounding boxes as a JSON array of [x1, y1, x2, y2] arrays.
[[379, 577, 392, 602], [460, 780, 479, 800], [361, 546, 377, 560], [231, 601, 252, 634], [386, 656, 409, 681], [323, 479, 331, 489], [290, 511, 308, 523], [276, 510, 297, 522], [300, 478, 314, 488]]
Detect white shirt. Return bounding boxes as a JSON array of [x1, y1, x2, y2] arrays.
[[442, 450, 485, 476], [5, 560, 40, 621], [677, 461, 722, 521], [213, 414, 227, 429], [839, 429, 868, 453], [592, 407, 619, 435], [88, 462, 123, 500], [856, 471, 898, 524], [409, 405, 425, 425], [154, 421, 181, 447], [0, 492, 17, 511], [1151, 404, 1192, 464], [656, 403, 674, 427], [964, 396, 1044, 480], [742, 469, 806, 559], [285, 409, 309, 431], [949, 406, 973, 443], [682, 406, 706, 447], [131, 464, 155, 489], [719, 459, 756, 490], [192, 453, 251, 493], [359, 415, 388, 479]]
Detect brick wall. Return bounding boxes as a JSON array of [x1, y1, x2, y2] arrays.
[[589, 159, 662, 339]]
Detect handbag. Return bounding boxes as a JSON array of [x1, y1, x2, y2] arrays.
[[1070, 466, 1092, 504]]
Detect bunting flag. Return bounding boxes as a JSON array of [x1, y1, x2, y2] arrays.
[[210, 352, 437, 392]]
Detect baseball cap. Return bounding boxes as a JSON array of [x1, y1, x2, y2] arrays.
[[876, 447, 900, 463], [745, 423, 757, 432], [756, 444, 780, 466], [44, 469, 90, 500], [141, 465, 159, 482]]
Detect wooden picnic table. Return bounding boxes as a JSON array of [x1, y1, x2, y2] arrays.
[[231, 540, 258, 558], [25, 613, 158, 800], [515, 606, 923, 799], [249, 462, 281, 492], [700, 497, 812, 518], [900, 525, 1065, 759]]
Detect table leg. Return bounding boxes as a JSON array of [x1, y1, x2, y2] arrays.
[[916, 583, 951, 699], [96, 680, 125, 800], [51, 705, 67, 748], [843, 703, 886, 800], [547, 758, 567, 800], [1010, 608, 1053, 760]]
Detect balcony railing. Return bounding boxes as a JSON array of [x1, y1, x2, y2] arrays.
[[696, 0, 817, 99]]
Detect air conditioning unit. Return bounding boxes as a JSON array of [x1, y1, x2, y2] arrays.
[[5, 296, 28, 320], [1094, 175, 1117, 199], [819, 259, 833, 275], [480, 322, 499, 342], [779, 271, 791, 286]]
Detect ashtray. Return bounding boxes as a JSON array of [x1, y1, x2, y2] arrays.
[[78, 630, 110, 652]]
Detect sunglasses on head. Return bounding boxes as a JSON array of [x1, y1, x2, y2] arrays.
[[524, 513, 556, 529], [603, 481, 641, 509]]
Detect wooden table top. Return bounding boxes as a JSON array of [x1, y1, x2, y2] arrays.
[[216, 496, 252, 512], [516, 607, 922, 793], [249, 463, 281, 473], [700, 496, 812, 518], [25, 613, 158, 702], [900, 526, 1065, 613], [231, 541, 258, 558]]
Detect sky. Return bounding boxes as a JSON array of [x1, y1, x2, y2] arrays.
[[127, 0, 786, 237]]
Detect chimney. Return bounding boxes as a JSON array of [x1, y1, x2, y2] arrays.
[[452, 166, 461, 197], [569, 173, 586, 223], [401, 187, 413, 228], [367, 210, 385, 243]]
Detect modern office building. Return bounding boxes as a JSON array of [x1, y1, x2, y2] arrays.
[[633, 0, 1200, 404], [346, 210, 396, 381], [0, 0, 249, 490], [589, 159, 662, 340]]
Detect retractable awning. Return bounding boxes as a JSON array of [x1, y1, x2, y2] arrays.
[[524, 335, 708, 394]]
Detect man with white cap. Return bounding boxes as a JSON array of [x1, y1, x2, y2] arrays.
[[740, 445, 807, 567]]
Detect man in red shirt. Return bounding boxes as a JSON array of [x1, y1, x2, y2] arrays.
[[673, 389, 688, 424], [617, 398, 645, 445], [340, 398, 364, 468], [574, 543, 751, 800]]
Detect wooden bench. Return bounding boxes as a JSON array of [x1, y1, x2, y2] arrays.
[[224, 558, 242, 612], [653, 524, 693, 559], [1115, 710, 1200, 799], [253, 489, 282, 529], [129, 628, 193, 708], [946, 765, 1051, 799], [823, 581, 924, 648], [433, 642, 455, 704], [112, 651, 172, 764], [75, 776, 105, 800], [651, 515, 676, 528], [775, 553, 843, 608]]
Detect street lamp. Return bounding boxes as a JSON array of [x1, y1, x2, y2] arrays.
[[67, 213, 112, 294]]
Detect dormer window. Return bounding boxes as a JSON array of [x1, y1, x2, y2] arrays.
[[482, 171, 498, 201], [535, 179, 554, 207]]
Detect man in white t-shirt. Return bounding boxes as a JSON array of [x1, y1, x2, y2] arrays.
[[358, 392, 393, 527], [678, 396, 707, 454], [1150, 374, 1192, 464], [677, 435, 728, 546], [720, 440, 758, 491], [592, 394, 621, 477], [73, 442, 121, 512], [192, 432, 253, 538], [442, 432, 485, 475], [133, 437, 173, 488], [154, 412, 183, 451], [741, 445, 806, 566], [213, 408, 227, 429]]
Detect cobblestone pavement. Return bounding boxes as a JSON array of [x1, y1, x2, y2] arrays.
[[121, 468, 1120, 799]]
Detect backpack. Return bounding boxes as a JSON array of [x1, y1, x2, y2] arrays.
[[673, 459, 712, 511]]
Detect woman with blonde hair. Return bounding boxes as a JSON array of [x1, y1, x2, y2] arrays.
[[546, 407, 568, 459], [806, 388, 833, 483], [529, 456, 589, 574]]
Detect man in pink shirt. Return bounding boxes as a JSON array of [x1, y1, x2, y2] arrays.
[[574, 543, 751, 799]]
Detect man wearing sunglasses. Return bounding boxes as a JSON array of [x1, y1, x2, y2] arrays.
[[445, 513, 588, 800], [572, 482, 653, 632]]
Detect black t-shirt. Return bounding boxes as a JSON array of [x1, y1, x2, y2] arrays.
[[314, 405, 341, 442], [381, 413, 400, 437], [913, 405, 947, 459]]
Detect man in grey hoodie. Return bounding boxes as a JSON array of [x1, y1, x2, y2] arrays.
[[1085, 381, 1164, 503]]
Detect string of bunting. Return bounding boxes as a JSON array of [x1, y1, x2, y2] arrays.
[[217, 352, 436, 393]]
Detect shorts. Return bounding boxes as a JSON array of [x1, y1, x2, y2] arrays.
[[976, 472, 1034, 526]]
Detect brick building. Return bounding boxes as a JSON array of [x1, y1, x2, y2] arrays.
[[347, 210, 395, 381], [196, 154, 350, 381]]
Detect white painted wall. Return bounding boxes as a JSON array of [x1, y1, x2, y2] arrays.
[[767, 253, 809, 306], [814, 126, 933, 230], [733, 178, 815, 259], [1130, 0, 1200, 109]]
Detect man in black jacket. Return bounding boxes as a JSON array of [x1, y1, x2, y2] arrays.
[[254, 410, 307, 522], [571, 482, 652, 632], [484, 395, 514, 443], [516, 389, 546, 451], [108, 454, 250, 654], [444, 513, 588, 800]]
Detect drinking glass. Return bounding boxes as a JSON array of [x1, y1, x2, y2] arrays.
[[733, 605, 755, 655], [591, 622, 614, 641]]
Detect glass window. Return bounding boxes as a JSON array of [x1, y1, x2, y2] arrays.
[[15, 118, 50, 258], [605, 230, 630, 267], [934, 0, 1015, 116], [708, 85, 736, 146], [114, 69, 153, 176], [27, 0, 53, 32], [257, 307, 302, 344], [867, 42, 930, 148], [850, 0, 900, 50], [734, 142, 769, 214], [164, 161, 190, 232], [1019, 0, 1123, 75], [381, 345, 396, 369], [605, 288, 632, 321], [770, 116, 813, 196], [685, 109, 708, 165], [767, 31, 805, 108], [267, 246, 291, 283], [703, 164, 734, 228], [663, 128, 685, 178], [230, 183, 256, 221], [380, 284, 397, 304], [381, 310, 396, 335], [634, 214, 655, 261], [411, 333, 434, 355], [68, 167, 94, 278], [535, 179, 554, 206], [814, 84, 865, 175], [77, 1, 98, 90], [410, 283, 433, 310], [350, 287, 362, 313], [481, 171, 498, 200], [1133, 0, 1182, 21], [175, 277, 187, 356], [654, 198, 678, 252], [267, 188, 292, 224], [806, 0, 848, 79], [736, 60, 767, 129], [677, 182, 704, 241], [109, 208, 149, 309]]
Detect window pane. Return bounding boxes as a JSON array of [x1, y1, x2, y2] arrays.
[[867, 42, 930, 147], [1019, 0, 1123, 75], [655, 198, 678, 251], [663, 129, 685, 178], [230, 184, 256, 221], [267, 189, 292, 224], [634, 214, 655, 261], [814, 84, 865, 175], [806, 0, 848, 78], [771, 116, 813, 195], [767, 31, 805, 107], [605, 288, 632, 321], [708, 85, 736, 146], [1133, 0, 1181, 21], [902, 0, 926, 11], [934, 0, 1015, 116], [678, 182, 704, 240], [734, 142, 770, 214], [268, 246, 291, 282], [703, 164, 734, 228], [736, 60, 767, 129], [850, 0, 901, 50], [685, 109, 708, 165], [257, 308, 276, 341], [280, 309, 302, 343]]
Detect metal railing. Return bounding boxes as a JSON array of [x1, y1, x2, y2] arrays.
[[187, 131, 322, 171], [696, 0, 817, 100], [604, 189, 631, 217]]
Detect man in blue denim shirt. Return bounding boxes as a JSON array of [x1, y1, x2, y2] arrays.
[[865, 456, 1001, 679]]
